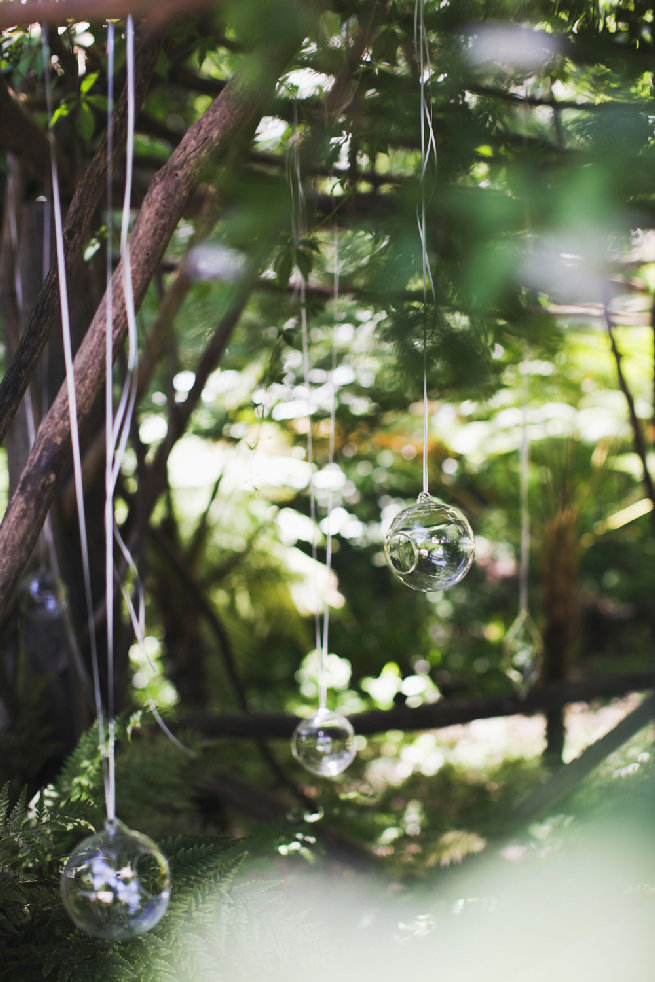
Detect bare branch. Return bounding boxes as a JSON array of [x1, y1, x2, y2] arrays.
[[0, 77, 56, 183], [0, 30, 163, 449], [0, 10, 313, 619], [605, 303, 655, 537], [515, 693, 655, 823], [184, 670, 654, 740], [0, 0, 215, 32]]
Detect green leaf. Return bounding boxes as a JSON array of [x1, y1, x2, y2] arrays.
[[85, 94, 108, 111], [79, 71, 99, 95], [273, 247, 293, 286], [50, 97, 73, 127]]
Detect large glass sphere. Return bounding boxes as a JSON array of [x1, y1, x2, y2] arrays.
[[291, 709, 356, 777], [504, 609, 542, 696], [61, 819, 170, 940], [384, 492, 475, 592], [22, 568, 66, 620]]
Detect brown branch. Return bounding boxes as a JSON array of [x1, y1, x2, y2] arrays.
[[150, 523, 314, 809], [605, 303, 655, 538], [197, 768, 377, 868], [0, 0, 215, 31], [59, 197, 221, 521], [514, 693, 655, 824], [0, 8, 313, 620], [137, 291, 249, 522], [470, 82, 654, 115], [0, 78, 58, 183], [0, 30, 163, 450], [149, 525, 251, 713], [183, 669, 655, 740]]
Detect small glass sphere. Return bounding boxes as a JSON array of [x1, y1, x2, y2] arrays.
[[504, 610, 542, 695], [384, 492, 475, 592], [291, 709, 356, 777], [61, 819, 170, 940], [22, 568, 66, 620]]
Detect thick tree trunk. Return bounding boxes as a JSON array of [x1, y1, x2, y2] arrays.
[[542, 506, 580, 765]]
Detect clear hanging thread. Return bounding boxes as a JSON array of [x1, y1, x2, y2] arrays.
[[288, 112, 355, 777], [503, 357, 542, 694], [503, 33, 542, 695], [43, 21, 170, 939], [384, 0, 474, 593]]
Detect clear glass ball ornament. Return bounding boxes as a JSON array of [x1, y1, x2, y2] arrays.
[[61, 819, 170, 940], [22, 568, 66, 620], [504, 609, 542, 695], [384, 492, 475, 592], [291, 709, 356, 777]]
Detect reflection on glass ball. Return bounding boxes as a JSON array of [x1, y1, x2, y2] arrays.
[[504, 610, 542, 695], [61, 819, 170, 940], [22, 568, 66, 620], [291, 709, 356, 777], [384, 492, 475, 592]]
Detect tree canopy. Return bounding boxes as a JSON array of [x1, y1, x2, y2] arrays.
[[0, 0, 654, 975]]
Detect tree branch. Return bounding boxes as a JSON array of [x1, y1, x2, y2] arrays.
[[0, 8, 314, 619], [0, 77, 58, 183], [0, 0, 215, 32], [514, 693, 655, 823], [605, 303, 655, 537], [0, 30, 162, 449], [470, 82, 655, 115], [150, 523, 313, 809], [183, 670, 655, 739]]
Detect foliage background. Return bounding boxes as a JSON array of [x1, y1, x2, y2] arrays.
[[0, 0, 654, 974]]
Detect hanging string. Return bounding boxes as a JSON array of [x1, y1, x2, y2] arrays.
[[318, 228, 339, 711], [9, 102, 91, 696], [288, 100, 322, 659], [42, 25, 111, 817], [289, 106, 355, 778], [414, 0, 437, 496], [518, 358, 530, 617], [517, 0, 533, 625], [105, 18, 192, 760], [104, 18, 117, 824]]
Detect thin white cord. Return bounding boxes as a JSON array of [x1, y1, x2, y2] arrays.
[[518, 358, 530, 617], [414, 0, 437, 497], [289, 102, 322, 662], [42, 26, 111, 819], [299, 291, 322, 659], [105, 19, 192, 765], [104, 19, 117, 824], [318, 228, 339, 712]]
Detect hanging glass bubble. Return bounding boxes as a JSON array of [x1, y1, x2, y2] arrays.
[[292, 708, 356, 778], [504, 609, 542, 695], [384, 492, 474, 592], [61, 818, 170, 940], [21, 568, 66, 620]]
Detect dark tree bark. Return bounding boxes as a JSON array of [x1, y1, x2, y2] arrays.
[[0, 5, 314, 620]]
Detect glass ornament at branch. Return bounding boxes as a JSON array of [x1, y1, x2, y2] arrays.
[[385, 492, 475, 592], [60, 819, 170, 941], [291, 708, 356, 778], [503, 608, 542, 695]]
